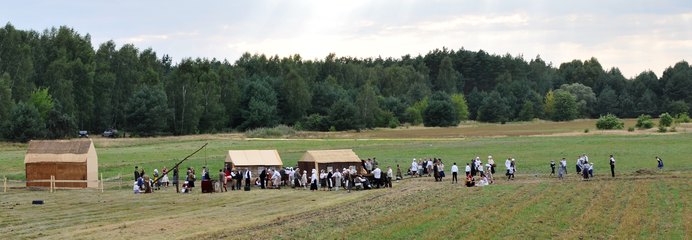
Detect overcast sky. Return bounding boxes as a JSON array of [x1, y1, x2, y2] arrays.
[[2, 0, 691, 78]]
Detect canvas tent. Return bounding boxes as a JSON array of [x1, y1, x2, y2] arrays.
[[25, 139, 99, 188], [297, 149, 363, 174], [225, 150, 283, 176]]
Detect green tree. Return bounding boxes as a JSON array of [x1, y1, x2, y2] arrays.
[[0, 73, 13, 125], [518, 101, 534, 121], [477, 91, 510, 123], [423, 91, 459, 127], [4, 102, 45, 142], [450, 93, 470, 121], [29, 88, 54, 121], [467, 87, 485, 120], [239, 79, 279, 130], [666, 100, 689, 116], [596, 86, 619, 116], [355, 83, 380, 129], [280, 68, 312, 124], [434, 56, 460, 93], [552, 90, 578, 121], [46, 103, 77, 139], [559, 83, 596, 117], [328, 98, 359, 130], [126, 86, 169, 136], [544, 90, 555, 120]]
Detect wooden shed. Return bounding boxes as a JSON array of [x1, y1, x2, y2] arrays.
[[225, 150, 283, 177], [25, 140, 99, 188], [297, 149, 363, 174]]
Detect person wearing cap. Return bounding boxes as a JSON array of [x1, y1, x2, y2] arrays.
[[301, 170, 308, 189], [487, 155, 496, 174], [609, 155, 616, 177], [411, 159, 418, 177], [588, 162, 594, 178]]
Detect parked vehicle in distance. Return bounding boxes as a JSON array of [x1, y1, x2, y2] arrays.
[[78, 131, 89, 138], [102, 129, 118, 138]]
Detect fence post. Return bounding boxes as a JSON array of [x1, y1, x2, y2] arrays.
[[100, 173, 104, 193]]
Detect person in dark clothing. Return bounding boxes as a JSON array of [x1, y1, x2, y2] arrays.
[[172, 167, 179, 193], [609, 155, 616, 177], [259, 169, 267, 189], [134, 166, 140, 180], [550, 160, 556, 176]]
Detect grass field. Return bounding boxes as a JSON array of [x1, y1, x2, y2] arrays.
[[0, 120, 690, 239]]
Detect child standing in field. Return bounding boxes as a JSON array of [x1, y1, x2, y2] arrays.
[[550, 160, 556, 176], [588, 162, 594, 178]]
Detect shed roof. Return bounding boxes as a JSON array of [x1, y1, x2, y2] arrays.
[[24, 140, 94, 163], [225, 150, 283, 166], [298, 149, 361, 163]]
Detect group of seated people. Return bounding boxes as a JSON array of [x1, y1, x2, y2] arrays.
[[465, 173, 491, 187]]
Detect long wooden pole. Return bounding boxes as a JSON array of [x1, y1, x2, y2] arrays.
[[119, 173, 122, 190], [3, 176, 6, 193], [50, 175, 54, 193], [151, 143, 208, 187]]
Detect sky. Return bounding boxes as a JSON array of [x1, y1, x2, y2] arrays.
[[1, 0, 691, 78]]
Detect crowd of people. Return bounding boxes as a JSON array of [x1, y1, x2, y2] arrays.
[[132, 153, 664, 194]]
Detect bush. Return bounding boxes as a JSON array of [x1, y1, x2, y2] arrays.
[[676, 113, 690, 123], [388, 117, 400, 129], [627, 127, 635, 132], [658, 126, 667, 133], [635, 114, 654, 129], [300, 114, 330, 131], [584, 128, 589, 133], [245, 125, 296, 138], [596, 114, 624, 130], [659, 113, 674, 127]]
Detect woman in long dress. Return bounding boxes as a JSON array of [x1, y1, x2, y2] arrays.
[[310, 169, 318, 191]]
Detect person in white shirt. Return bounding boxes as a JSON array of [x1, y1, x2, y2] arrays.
[[477, 160, 484, 176], [333, 170, 342, 191], [271, 169, 281, 189], [558, 158, 567, 179], [451, 163, 459, 183], [505, 158, 512, 176], [301, 170, 308, 189], [133, 181, 141, 194], [372, 167, 382, 188], [386, 166, 393, 188], [588, 162, 594, 178], [411, 159, 418, 177], [244, 168, 252, 188], [487, 155, 496, 174], [465, 163, 472, 177], [427, 159, 433, 177]]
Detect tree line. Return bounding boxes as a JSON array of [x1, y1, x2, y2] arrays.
[[0, 24, 690, 141]]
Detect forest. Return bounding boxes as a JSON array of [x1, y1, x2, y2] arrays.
[[0, 24, 690, 141]]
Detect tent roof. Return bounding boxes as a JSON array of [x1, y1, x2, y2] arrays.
[[298, 149, 361, 163], [25, 140, 94, 163], [225, 150, 283, 166]]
